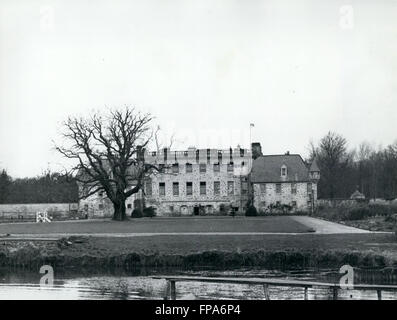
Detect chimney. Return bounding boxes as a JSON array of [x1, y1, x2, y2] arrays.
[[285, 151, 290, 155], [251, 142, 262, 160]]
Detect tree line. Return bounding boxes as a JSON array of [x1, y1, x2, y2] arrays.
[[0, 169, 78, 204], [309, 131, 397, 200]]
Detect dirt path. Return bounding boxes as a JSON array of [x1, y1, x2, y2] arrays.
[[290, 216, 373, 234]]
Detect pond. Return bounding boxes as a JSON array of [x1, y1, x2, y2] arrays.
[[0, 267, 396, 300]]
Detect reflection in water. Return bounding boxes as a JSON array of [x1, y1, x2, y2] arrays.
[[0, 267, 396, 300]]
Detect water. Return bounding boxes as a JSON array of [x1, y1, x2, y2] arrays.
[[0, 267, 396, 300]]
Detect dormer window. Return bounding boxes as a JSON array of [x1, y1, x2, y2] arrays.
[[281, 165, 287, 177]]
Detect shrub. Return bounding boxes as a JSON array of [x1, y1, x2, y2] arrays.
[[245, 205, 258, 216], [142, 206, 156, 218], [345, 207, 371, 220], [131, 209, 142, 218]]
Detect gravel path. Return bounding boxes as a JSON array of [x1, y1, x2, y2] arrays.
[[290, 216, 373, 234]]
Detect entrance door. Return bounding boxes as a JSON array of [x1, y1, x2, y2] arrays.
[[193, 206, 199, 215]]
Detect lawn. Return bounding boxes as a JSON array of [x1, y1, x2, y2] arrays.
[[0, 216, 313, 235], [89, 232, 397, 255]]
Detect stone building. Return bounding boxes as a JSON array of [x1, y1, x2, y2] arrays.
[[77, 142, 319, 217], [141, 146, 252, 216], [250, 152, 320, 213]]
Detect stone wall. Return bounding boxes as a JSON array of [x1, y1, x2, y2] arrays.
[[253, 182, 317, 213], [0, 203, 79, 220]]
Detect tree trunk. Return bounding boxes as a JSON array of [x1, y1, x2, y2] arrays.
[[113, 199, 127, 221]]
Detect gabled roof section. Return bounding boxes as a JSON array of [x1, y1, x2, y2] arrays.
[[251, 154, 311, 183], [309, 158, 320, 172]]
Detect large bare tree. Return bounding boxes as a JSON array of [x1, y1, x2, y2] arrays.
[[55, 107, 161, 221]]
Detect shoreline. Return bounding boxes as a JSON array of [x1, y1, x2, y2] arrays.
[[1, 233, 397, 271]]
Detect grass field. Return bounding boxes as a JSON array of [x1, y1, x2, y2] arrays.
[[1, 217, 396, 269], [88, 233, 397, 255], [0, 216, 314, 235]]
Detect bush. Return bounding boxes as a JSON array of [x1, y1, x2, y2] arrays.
[[245, 205, 258, 216], [131, 209, 142, 218], [345, 207, 371, 220], [142, 206, 156, 218]]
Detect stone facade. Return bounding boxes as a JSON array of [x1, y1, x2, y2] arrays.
[[252, 181, 318, 212], [142, 146, 251, 216]]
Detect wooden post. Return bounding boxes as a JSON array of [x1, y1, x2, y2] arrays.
[[170, 281, 176, 300], [304, 287, 308, 300], [163, 281, 170, 300], [377, 290, 382, 300], [332, 287, 338, 300], [263, 284, 270, 300]]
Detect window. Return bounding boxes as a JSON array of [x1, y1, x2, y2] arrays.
[[241, 161, 245, 167], [172, 163, 179, 174], [276, 183, 282, 193], [186, 182, 193, 196], [214, 181, 220, 195], [99, 204, 104, 210], [145, 181, 152, 196], [186, 163, 192, 173], [196, 150, 200, 162], [292, 201, 297, 207], [227, 181, 234, 195], [200, 181, 206, 195], [127, 204, 132, 209], [307, 183, 312, 194], [169, 206, 174, 213], [213, 163, 220, 172], [159, 164, 165, 172], [276, 201, 281, 206], [152, 151, 157, 156], [260, 183, 266, 194], [173, 182, 179, 196], [159, 182, 165, 196], [291, 183, 297, 194], [98, 191, 103, 197], [240, 149, 245, 157], [227, 162, 234, 172], [281, 165, 287, 177], [218, 151, 222, 162], [199, 163, 206, 173], [207, 149, 211, 162], [240, 183, 247, 195], [183, 151, 188, 157]]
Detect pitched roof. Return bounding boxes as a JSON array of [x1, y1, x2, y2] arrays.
[[309, 158, 320, 172], [250, 154, 311, 183], [350, 190, 365, 199]]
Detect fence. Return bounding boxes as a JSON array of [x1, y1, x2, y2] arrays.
[[153, 275, 397, 300]]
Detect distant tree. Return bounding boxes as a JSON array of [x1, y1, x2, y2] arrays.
[[310, 132, 355, 199], [0, 169, 12, 203], [55, 107, 163, 221], [2, 170, 78, 204]]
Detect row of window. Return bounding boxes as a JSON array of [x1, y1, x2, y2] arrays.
[[151, 148, 246, 160], [145, 181, 237, 196], [259, 183, 313, 194], [163, 162, 241, 174], [260, 200, 312, 207]]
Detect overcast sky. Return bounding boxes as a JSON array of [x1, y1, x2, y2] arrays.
[[0, 0, 396, 177]]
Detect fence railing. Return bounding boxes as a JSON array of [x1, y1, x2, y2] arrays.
[[153, 275, 397, 300]]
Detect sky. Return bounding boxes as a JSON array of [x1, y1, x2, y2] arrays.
[[0, 0, 396, 177]]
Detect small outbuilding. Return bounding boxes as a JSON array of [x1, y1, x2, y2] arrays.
[[350, 190, 365, 200]]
